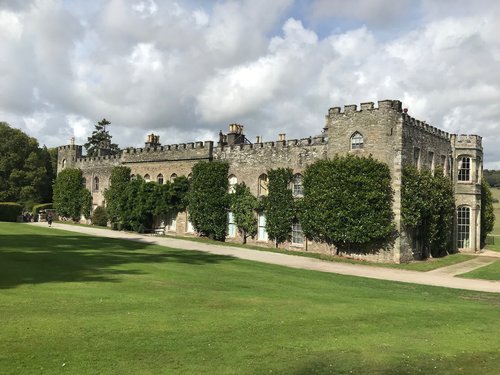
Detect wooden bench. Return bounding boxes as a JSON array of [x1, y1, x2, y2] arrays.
[[144, 226, 165, 236]]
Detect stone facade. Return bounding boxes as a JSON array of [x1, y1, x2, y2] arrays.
[[57, 99, 483, 263]]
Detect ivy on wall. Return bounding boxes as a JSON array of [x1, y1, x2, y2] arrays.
[[481, 178, 495, 247]]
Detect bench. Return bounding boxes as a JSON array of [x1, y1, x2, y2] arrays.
[[144, 226, 165, 236]]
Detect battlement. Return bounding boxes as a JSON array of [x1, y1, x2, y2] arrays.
[[216, 136, 327, 152], [58, 144, 82, 151], [403, 114, 450, 140], [124, 140, 211, 154], [327, 100, 403, 117], [452, 134, 483, 149]]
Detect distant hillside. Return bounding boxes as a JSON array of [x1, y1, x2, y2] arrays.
[[484, 170, 500, 187]]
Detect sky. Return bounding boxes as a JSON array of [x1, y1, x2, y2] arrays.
[[1, 0, 499, 168]]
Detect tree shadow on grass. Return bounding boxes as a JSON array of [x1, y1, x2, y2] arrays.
[[0, 234, 235, 289]]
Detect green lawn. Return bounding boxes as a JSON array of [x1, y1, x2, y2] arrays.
[[459, 260, 500, 281], [1, 223, 500, 374]]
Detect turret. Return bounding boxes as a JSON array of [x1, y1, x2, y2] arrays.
[[57, 137, 83, 174]]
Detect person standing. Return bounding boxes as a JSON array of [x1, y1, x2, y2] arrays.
[[47, 212, 53, 227]]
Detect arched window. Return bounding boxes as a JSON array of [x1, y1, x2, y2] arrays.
[[258, 174, 268, 197], [170, 173, 177, 182], [458, 156, 471, 181], [350, 132, 364, 150], [62, 159, 67, 169], [476, 157, 481, 183], [292, 173, 303, 197], [457, 206, 470, 248], [228, 174, 237, 193], [94, 176, 99, 191], [144, 174, 151, 182], [157, 174, 164, 185], [82, 177, 87, 188]]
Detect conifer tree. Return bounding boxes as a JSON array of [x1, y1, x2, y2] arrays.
[[84, 118, 119, 157]]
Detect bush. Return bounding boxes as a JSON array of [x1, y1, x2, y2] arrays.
[[111, 222, 118, 231], [92, 206, 108, 227], [32, 203, 53, 217], [0, 202, 23, 222]]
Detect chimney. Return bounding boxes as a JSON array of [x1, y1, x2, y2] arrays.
[[278, 133, 286, 142], [256, 136, 262, 143]]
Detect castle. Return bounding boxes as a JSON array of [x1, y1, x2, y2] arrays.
[[57, 100, 483, 263]]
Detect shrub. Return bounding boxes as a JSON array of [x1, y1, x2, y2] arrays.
[[92, 206, 108, 227], [32, 203, 53, 217], [0, 202, 23, 222], [481, 179, 495, 248]]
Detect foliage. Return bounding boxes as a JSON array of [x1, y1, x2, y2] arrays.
[[484, 169, 500, 188], [153, 176, 190, 217], [401, 166, 455, 258], [84, 118, 119, 157], [265, 168, 295, 246], [230, 183, 258, 243], [0, 202, 22, 222], [481, 179, 495, 247], [53, 168, 92, 221], [187, 161, 229, 240], [300, 156, 394, 252], [32, 203, 53, 217], [92, 206, 108, 227], [0, 122, 54, 205], [104, 166, 131, 224]]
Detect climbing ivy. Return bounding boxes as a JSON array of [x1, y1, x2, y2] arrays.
[[481, 178, 495, 247]]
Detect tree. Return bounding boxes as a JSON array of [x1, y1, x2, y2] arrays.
[[300, 156, 394, 253], [84, 118, 119, 157], [0, 122, 54, 206], [401, 166, 455, 258], [104, 166, 132, 224], [187, 161, 229, 240], [481, 179, 495, 247], [53, 168, 92, 221], [230, 183, 258, 244], [265, 168, 295, 247]]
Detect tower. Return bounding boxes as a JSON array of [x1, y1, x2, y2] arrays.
[[57, 137, 82, 174]]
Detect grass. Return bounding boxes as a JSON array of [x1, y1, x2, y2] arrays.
[[459, 260, 500, 281], [1, 222, 500, 374]]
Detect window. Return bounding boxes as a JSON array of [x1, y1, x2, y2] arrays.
[[292, 174, 303, 197], [258, 174, 268, 197], [157, 174, 164, 184], [228, 175, 237, 193], [144, 174, 150, 182], [350, 132, 364, 150], [476, 157, 481, 183], [62, 159, 67, 169], [441, 155, 447, 175], [170, 173, 177, 182], [94, 176, 99, 191], [428, 151, 434, 171], [292, 222, 304, 246], [82, 177, 86, 188], [458, 157, 471, 181], [413, 147, 420, 168], [227, 212, 236, 238], [257, 214, 268, 241], [457, 206, 470, 248]]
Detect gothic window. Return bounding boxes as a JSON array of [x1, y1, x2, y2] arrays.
[[170, 173, 177, 182], [291, 222, 304, 246], [428, 151, 434, 171], [228, 175, 237, 193], [257, 214, 268, 241], [258, 174, 268, 197], [62, 159, 67, 169], [476, 157, 481, 183], [144, 174, 151, 182], [227, 212, 236, 237], [157, 174, 164, 185], [413, 147, 421, 168], [457, 206, 470, 248], [350, 132, 364, 150], [292, 173, 303, 197], [458, 156, 471, 181], [94, 176, 99, 191]]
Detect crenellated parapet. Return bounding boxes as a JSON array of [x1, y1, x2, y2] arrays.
[[216, 135, 327, 153], [326, 100, 403, 118], [403, 114, 450, 141], [451, 134, 483, 150]]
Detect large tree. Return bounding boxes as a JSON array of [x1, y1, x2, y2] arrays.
[[0, 122, 54, 206], [265, 168, 295, 247], [104, 166, 132, 224], [230, 182, 258, 244], [53, 168, 92, 221], [187, 161, 229, 240], [84, 118, 119, 157], [481, 178, 495, 247], [300, 155, 394, 253]]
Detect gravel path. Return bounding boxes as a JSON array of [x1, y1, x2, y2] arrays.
[[32, 222, 500, 293]]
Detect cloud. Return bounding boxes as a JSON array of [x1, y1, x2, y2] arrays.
[[0, 0, 499, 169]]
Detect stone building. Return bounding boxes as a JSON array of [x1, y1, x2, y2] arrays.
[[57, 100, 483, 263]]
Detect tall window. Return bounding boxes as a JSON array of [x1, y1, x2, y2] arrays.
[[476, 157, 481, 183], [157, 174, 164, 184], [458, 157, 470, 181], [144, 174, 150, 182], [292, 174, 303, 197], [62, 159, 67, 169], [413, 147, 420, 168], [82, 177, 86, 188], [350, 132, 364, 150], [94, 176, 99, 191], [228, 175, 237, 193], [258, 174, 268, 197], [170, 173, 177, 182], [227, 212, 236, 237], [457, 206, 470, 248], [257, 214, 268, 241], [292, 222, 304, 246], [428, 151, 434, 171]]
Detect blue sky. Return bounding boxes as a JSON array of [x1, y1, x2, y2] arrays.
[[1, 0, 499, 168]]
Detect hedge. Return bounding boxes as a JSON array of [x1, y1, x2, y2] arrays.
[[0, 202, 23, 222], [32, 203, 53, 217]]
